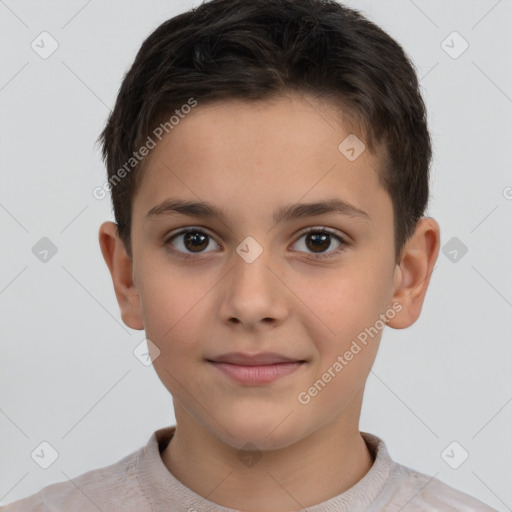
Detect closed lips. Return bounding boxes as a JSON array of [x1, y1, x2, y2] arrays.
[[206, 353, 307, 385], [206, 352, 306, 365]]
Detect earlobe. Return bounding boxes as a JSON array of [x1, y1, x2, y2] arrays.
[[98, 221, 144, 330], [387, 217, 440, 329]]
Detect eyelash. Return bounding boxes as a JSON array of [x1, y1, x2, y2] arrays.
[[163, 226, 348, 261]]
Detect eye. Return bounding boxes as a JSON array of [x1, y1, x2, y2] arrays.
[[291, 227, 347, 259], [163, 227, 220, 258]]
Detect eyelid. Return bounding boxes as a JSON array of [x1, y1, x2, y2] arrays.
[[165, 225, 219, 242], [294, 225, 346, 240]]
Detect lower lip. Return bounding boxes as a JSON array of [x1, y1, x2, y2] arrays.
[[209, 361, 304, 385]]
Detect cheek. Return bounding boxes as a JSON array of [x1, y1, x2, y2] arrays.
[[295, 267, 389, 338], [138, 272, 212, 396], [137, 267, 207, 350], [295, 276, 384, 414], [291, 265, 393, 394]]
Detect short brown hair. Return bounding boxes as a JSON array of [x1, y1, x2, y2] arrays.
[[99, 0, 431, 261]]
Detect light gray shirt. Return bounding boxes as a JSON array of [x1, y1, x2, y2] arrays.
[[1, 426, 497, 511]]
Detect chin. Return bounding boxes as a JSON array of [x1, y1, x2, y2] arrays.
[[212, 407, 307, 452]]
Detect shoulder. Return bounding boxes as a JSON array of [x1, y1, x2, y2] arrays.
[[386, 461, 498, 511], [0, 448, 149, 512], [359, 433, 497, 512]]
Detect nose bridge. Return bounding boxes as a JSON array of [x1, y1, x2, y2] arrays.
[[219, 237, 288, 326], [232, 245, 272, 291]]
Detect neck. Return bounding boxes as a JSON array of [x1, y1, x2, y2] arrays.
[[161, 405, 374, 511]]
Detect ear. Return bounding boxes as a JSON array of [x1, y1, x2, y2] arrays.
[[98, 221, 144, 330], [387, 217, 440, 329]]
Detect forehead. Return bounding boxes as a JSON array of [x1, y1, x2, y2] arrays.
[[132, 94, 390, 226]]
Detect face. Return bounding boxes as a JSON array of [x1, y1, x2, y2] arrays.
[[126, 94, 401, 450]]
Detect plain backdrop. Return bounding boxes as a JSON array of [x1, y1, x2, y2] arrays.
[[1, 0, 511, 509]]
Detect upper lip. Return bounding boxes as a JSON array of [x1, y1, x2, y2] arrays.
[[207, 352, 305, 366]]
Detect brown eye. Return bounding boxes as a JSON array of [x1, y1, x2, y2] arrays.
[[305, 232, 331, 253], [164, 228, 220, 257], [183, 231, 209, 252], [291, 228, 346, 258]]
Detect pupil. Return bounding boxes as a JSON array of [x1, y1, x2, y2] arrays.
[[306, 232, 330, 253], [184, 232, 208, 252]]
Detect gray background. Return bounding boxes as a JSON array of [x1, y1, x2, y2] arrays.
[[1, 0, 511, 509]]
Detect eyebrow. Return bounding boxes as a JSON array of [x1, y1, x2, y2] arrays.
[[146, 197, 370, 224]]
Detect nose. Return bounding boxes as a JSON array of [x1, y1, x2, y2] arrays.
[[218, 245, 289, 330]]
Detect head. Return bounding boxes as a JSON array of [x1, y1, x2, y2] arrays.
[[98, 0, 439, 451]]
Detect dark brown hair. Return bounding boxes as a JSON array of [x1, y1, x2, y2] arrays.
[[99, 0, 431, 261]]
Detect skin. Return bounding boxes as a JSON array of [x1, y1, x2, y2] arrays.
[[99, 93, 440, 511]]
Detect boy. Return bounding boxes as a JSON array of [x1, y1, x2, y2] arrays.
[[2, 0, 498, 510]]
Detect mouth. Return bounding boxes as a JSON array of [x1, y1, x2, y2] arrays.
[[206, 352, 307, 385]]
